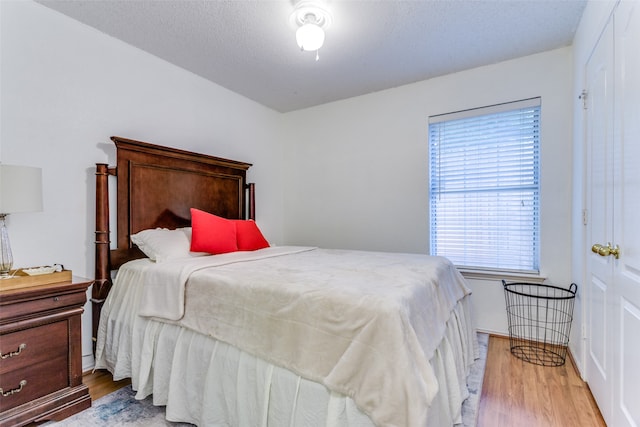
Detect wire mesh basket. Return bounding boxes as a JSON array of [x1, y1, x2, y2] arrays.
[[503, 280, 577, 367]]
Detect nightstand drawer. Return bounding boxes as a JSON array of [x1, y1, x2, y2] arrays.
[[0, 355, 68, 412], [0, 321, 68, 374], [0, 290, 86, 322]]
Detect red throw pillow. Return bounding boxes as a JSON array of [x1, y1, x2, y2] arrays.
[[233, 220, 270, 251], [190, 208, 238, 254]]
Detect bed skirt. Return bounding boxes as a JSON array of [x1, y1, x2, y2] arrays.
[[95, 260, 477, 427]]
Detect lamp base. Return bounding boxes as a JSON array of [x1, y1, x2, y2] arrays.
[[0, 213, 14, 277]]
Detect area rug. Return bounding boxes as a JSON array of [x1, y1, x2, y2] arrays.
[[52, 333, 488, 426], [460, 332, 488, 427]]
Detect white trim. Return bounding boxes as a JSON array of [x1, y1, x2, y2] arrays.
[[428, 97, 541, 124]]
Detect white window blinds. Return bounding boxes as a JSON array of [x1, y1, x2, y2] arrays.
[[429, 98, 540, 272]]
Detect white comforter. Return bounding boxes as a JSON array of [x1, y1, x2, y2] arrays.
[[137, 247, 472, 427]]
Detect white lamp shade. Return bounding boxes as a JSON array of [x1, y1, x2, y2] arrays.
[[296, 22, 325, 51], [0, 165, 43, 214]]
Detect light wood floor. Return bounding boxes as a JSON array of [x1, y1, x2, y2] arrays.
[[83, 335, 606, 426], [477, 336, 605, 427], [83, 369, 131, 401]]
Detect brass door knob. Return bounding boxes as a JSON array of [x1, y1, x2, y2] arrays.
[[591, 243, 620, 259]]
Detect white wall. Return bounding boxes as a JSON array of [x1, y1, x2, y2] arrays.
[[283, 48, 575, 336], [1, 0, 285, 370]]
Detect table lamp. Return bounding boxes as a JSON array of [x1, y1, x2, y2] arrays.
[[0, 165, 43, 278]]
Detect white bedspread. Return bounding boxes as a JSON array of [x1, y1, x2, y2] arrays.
[[137, 247, 472, 427]]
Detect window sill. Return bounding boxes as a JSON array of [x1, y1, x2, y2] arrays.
[[459, 269, 547, 284]]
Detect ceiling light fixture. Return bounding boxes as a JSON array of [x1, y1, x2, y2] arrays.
[[290, 1, 332, 61]]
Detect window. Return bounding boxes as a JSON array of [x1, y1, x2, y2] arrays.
[[428, 98, 540, 272]]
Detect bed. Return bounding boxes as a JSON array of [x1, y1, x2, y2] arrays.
[[92, 136, 478, 427]]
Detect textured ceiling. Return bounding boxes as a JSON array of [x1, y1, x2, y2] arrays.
[[36, 0, 587, 113]]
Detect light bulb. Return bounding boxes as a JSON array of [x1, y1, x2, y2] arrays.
[[296, 22, 325, 51]]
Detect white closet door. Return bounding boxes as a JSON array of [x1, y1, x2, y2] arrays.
[[585, 16, 615, 425], [585, 3, 640, 426], [612, 2, 640, 426]]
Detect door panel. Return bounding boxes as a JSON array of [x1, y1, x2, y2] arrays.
[[588, 276, 607, 377], [620, 299, 640, 425]]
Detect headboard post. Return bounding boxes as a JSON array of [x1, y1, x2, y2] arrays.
[[246, 182, 255, 220], [93, 163, 116, 346]]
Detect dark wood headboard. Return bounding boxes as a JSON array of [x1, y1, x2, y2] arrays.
[[93, 136, 254, 344]]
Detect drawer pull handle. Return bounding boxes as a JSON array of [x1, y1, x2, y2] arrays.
[[0, 380, 27, 397], [0, 343, 26, 359]]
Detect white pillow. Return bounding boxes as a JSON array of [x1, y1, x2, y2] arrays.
[[130, 227, 207, 262]]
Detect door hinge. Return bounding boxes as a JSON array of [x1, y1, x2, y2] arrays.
[[579, 90, 588, 110], [582, 209, 588, 226]]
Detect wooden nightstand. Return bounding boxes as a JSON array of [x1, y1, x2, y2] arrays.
[[0, 278, 92, 427]]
